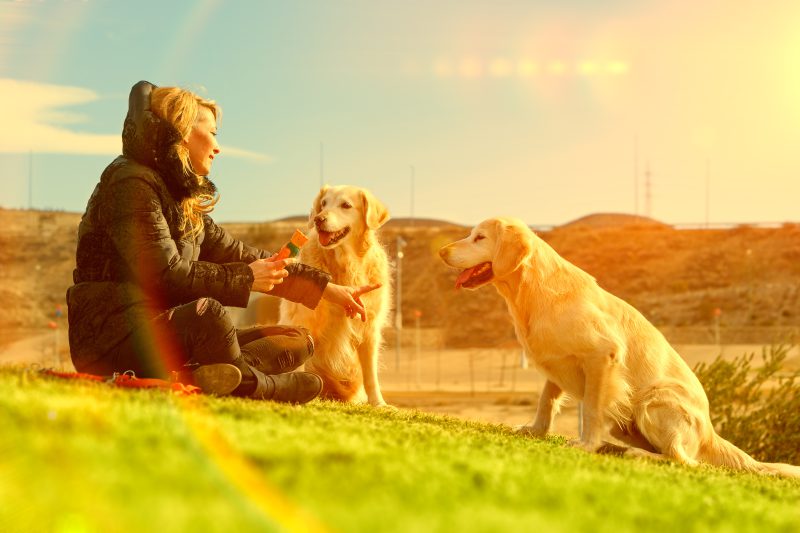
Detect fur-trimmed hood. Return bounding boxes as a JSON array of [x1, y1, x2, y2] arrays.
[[121, 80, 216, 201]]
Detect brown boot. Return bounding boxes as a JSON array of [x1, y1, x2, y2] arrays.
[[248, 366, 322, 404], [192, 363, 242, 396]]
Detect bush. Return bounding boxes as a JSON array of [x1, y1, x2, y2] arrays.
[[693, 345, 800, 465]]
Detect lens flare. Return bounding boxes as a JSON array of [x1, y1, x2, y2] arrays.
[[458, 57, 483, 79], [578, 61, 599, 75], [606, 61, 630, 75], [517, 60, 539, 78], [489, 58, 514, 78], [547, 61, 567, 75]]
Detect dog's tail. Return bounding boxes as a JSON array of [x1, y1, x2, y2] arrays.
[[702, 433, 800, 478]]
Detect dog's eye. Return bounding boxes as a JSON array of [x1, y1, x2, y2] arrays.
[[474, 234, 485, 242], [320, 200, 326, 207], [341, 202, 352, 209]]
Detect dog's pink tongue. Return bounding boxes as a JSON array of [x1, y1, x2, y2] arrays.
[[455, 266, 477, 289], [318, 231, 332, 246]]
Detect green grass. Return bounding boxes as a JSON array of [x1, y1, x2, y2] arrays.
[[1, 368, 799, 533]]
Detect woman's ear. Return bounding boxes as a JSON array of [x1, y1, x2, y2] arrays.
[[360, 189, 390, 229], [491, 219, 531, 278], [308, 185, 329, 229]]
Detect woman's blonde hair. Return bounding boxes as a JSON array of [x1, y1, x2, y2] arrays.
[[150, 86, 221, 238]]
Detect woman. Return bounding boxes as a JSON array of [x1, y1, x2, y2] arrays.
[[66, 80, 377, 404]]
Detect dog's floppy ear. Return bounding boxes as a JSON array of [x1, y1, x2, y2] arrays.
[[360, 188, 390, 230], [308, 185, 330, 229], [492, 219, 532, 278]]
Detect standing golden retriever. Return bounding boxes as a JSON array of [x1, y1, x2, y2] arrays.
[[280, 185, 391, 406], [439, 217, 800, 477]]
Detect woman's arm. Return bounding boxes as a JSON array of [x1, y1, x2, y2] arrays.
[[320, 283, 382, 321], [103, 176, 254, 307], [259, 260, 333, 309], [200, 218, 334, 309], [199, 216, 270, 264]]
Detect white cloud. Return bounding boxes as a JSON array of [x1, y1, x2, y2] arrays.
[[220, 145, 272, 161], [0, 78, 118, 154], [0, 78, 272, 161]]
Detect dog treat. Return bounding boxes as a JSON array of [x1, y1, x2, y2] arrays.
[[275, 229, 309, 260]]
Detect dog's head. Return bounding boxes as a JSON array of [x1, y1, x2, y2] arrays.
[[438, 217, 532, 289], [309, 185, 390, 249]]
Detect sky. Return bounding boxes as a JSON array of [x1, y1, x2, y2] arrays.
[[0, 0, 799, 227]]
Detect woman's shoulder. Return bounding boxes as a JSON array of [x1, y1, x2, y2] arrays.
[[102, 156, 165, 187], [92, 157, 180, 218]]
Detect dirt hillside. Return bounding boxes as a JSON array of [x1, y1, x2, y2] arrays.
[[2, 208, 799, 348]]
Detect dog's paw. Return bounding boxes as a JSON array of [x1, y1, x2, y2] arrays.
[[514, 424, 547, 438], [370, 401, 398, 411]]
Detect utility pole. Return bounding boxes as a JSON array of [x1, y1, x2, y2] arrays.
[[705, 159, 710, 228], [410, 165, 415, 226], [644, 161, 653, 218], [633, 135, 639, 217], [28, 150, 33, 209], [394, 235, 407, 372]]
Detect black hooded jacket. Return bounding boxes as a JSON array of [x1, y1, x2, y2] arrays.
[[66, 81, 330, 370]]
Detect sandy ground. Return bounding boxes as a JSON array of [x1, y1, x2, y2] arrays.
[[0, 329, 70, 369], [5, 329, 795, 440]]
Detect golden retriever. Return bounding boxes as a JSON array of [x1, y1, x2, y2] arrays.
[[279, 185, 391, 406], [439, 217, 799, 477]]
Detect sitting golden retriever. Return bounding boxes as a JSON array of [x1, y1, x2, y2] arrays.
[[439, 217, 799, 477], [279, 185, 391, 406]]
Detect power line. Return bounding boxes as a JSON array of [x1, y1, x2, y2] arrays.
[[633, 135, 639, 217], [410, 165, 415, 226], [644, 161, 653, 218], [28, 150, 33, 209], [705, 158, 710, 228]]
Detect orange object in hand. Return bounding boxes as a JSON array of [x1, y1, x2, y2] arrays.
[[275, 229, 309, 260]]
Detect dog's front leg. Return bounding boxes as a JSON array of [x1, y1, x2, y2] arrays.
[[517, 380, 563, 437], [358, 336, 387, 407], [576, 352, 618, 452]]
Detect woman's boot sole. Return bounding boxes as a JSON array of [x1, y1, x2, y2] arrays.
[[193, 364, 242, 396]]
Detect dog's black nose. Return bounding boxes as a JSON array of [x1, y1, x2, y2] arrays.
[[314, 214, 326, 226]]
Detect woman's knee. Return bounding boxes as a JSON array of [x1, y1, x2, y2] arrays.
[[171, 298, 236, 343], [240, 328, 315, 374], [195, 297, 223, 317], [190, 298, 232, 327]]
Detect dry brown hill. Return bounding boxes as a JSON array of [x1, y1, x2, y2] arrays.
[[2, 208, 799, 348]]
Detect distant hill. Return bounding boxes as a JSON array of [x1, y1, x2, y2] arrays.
[[384, 217, 467, 228], [560, 212, 669, 230], [268, 214, 467, 229], [2, 207, 800, 348]]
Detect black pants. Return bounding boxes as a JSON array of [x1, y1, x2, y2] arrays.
[[83, 297, 314, 384]]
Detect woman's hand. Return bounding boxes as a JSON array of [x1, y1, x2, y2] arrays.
[[249, 254, 292, 293], [322, 282, 382, 321]]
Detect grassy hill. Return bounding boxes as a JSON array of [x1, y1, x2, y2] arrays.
[[2, 208, 800, 349], [1, 367, 799, 532]]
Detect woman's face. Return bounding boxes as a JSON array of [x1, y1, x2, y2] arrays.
[[185, 106, 219, 176]]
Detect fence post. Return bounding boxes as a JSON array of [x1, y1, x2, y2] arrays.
[[414, 310, 422, 389]]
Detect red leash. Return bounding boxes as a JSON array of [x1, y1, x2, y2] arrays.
[[41, 369, 201, 396]]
